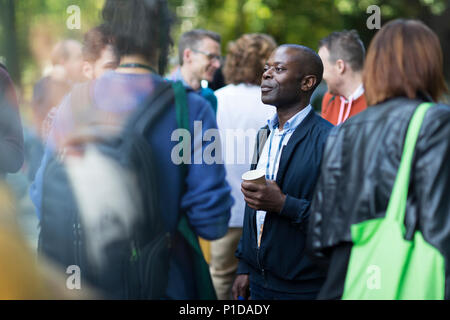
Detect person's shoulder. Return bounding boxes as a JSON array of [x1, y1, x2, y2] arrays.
[[185, 89, 215, 116], [201, 86, 216, 96], [423, 102, 450, 130], [429, 102, 450, 115], [321, 91, 336, 105], [200, 87, 217, 107], [306, 111, 335, 145], [313, 110, 334, 130], [214, 84, 234, 97]]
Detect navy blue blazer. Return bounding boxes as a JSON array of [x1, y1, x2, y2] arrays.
[[236, 108, 333, 293]]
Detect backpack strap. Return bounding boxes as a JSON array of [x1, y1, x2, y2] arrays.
[[172, 81, 217, 300], [131, 81, 175, 136]]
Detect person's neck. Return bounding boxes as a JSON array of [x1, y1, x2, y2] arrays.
[[180, 65, 201, 90], [116, 55, 157, 74], [339, 72, 363, 100], [276, 101, 309, 131]]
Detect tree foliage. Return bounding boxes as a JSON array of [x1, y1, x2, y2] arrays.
[[1, 0, 449, 92]]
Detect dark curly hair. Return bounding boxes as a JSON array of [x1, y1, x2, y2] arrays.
[[223, 33, 276, 86], [102, 0, 174, 75]]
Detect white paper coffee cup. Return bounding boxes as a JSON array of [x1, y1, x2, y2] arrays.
[[242, 169, 266, 185]]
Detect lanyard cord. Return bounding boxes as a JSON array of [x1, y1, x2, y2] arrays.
[[266, 127, 288, 180], [118, 63, 158, 74], [338, 96, 354, 125]]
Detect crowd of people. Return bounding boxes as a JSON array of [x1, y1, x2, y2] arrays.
[[0, 0, 449, 300]]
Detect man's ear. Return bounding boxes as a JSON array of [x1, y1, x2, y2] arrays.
[[300, 75, 317, 92], [82, 61, 94, 80], [183, 48, 192, 65], [336, 59, 345, 74]]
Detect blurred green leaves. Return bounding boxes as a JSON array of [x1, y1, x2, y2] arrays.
[[1, 0, 449, 91]]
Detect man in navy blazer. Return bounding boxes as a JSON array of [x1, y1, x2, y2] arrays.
[[232, 45, 333, 300]]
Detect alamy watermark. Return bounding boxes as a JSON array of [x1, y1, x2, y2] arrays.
[[366, 265, 381, 290], [366, 5, 381, 30], [66, 5, 81, 30], [66, 265, 81, 290], [171, 122, 266, 166]]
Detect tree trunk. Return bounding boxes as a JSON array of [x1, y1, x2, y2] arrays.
[[0, 0, 20, 86]]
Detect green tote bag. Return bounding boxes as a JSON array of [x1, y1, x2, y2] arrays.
[[342, 102, 446, 300]]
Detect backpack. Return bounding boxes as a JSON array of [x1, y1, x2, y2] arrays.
[[38, 81, 182, 299]]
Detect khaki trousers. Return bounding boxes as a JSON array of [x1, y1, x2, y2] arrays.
[[209, 227, 243, 300]]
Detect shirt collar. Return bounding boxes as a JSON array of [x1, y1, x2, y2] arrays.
[[170, 67, 192, 89], [267, 104, 312, 132], [341, 84, 364, 102]]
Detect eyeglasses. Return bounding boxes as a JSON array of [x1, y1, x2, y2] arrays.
[[191, 49, 222, 63]]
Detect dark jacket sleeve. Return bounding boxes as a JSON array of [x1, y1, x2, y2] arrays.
[[306, 126, 341, 262], [0, 69, 24, 174], [235, 231, 250, 274], [180, 93, 232, 240], [278, 123, 334, 227], [414, 104, 450, 299], [279, 195, 310, 224]]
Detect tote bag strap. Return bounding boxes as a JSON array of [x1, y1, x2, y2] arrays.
[[385, 102, 433, 227]]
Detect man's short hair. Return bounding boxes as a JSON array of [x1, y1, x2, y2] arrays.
[[51, 40, 81, 66], [178, 29, 221, 65], [318, 30, 365, 72], [82, 24, 118, 64], [280, 44, 323, 95]]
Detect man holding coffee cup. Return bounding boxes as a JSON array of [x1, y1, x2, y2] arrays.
[[232, 45, 333, 300]]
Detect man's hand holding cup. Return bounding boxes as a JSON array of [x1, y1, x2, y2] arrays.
[[241, 169, 286, 214]]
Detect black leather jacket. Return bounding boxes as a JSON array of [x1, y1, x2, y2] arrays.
[[307, 97, 450, 299]]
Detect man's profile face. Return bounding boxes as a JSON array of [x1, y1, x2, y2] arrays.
[[318, 46, 340, 96], [93, 45, 118, 79], [261, 46, 303, 107], [83, 45, 118, 80], [190, 37, 221, 83], [64, 41, 85, 83]]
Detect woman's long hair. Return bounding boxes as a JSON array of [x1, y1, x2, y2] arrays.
[[363, 19, 447, 105]]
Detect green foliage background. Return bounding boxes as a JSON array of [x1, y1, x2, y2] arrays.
[[0, 0, 449, 100]]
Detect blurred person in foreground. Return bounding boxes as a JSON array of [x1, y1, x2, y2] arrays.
[[31, 0, 232, 299], [212, 33, 277, 299], [30, 39, 84, 144], [308, 19, 450, 299], [232, 45, 333, 300], [26, 27, 119, 182], [0, 181, 96, 299], [50, 39, 85, 86], [0, 63, 24, 177], [318, 30, 367, 125]]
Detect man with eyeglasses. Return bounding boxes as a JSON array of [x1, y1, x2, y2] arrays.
[[170, 29, 222, 114]]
